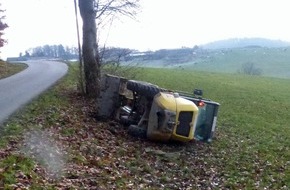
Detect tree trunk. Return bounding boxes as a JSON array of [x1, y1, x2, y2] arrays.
[[78, 0, 101, 98]]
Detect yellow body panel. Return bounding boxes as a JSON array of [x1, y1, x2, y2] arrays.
[[172, 97, 199, 142], [155, 93, 177, 111], [153, 92, 199, 142]]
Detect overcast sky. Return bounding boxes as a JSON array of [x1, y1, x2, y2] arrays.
[[1, 0, 290, 59]]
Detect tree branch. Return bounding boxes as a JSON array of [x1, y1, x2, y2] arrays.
[[94, 0, 140, 20]]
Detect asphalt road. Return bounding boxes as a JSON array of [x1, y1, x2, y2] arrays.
[[0, 60, 68, 125]]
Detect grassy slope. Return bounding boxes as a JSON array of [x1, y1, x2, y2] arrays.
[[182, 47, 290, 78], [139, 47, 290, 79], [137, 68, 290, 188], [0, 64, 289, 189], [0, 61, 27, 79]]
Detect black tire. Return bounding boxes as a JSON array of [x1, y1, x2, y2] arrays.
[[128, 125, 147, 138], [127, 80, 161, 98]]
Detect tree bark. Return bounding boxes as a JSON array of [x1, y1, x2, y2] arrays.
[[78, 0, 101, 98]]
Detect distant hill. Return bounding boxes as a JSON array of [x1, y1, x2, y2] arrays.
[[201, 38, 290, 49]]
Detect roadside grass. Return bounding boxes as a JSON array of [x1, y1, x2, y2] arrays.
[[0, 61, 74, 145], [136, 68, 290, 188], [0, 61, 27, 79], [0, 62, 76, 189], [0, 63, 289, 189]]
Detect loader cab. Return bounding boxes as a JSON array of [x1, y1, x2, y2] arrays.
[[180, 89, 220, 142]]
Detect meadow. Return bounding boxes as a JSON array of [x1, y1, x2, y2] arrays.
[[0, 62, 289, 189], [182, 47, 290, 78], [0, 61, 27, 79], [136, 47, 290, 79], [136, 68, 290, 188]]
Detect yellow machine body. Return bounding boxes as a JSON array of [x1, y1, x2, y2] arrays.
[[147, 92, 199, 142]]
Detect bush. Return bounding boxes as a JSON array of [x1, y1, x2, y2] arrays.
[[238, 62, 262, 76], [101, 62, 143, 79], [100, 47, 143, 79]]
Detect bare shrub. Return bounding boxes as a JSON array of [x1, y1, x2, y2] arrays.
[[238, 62, 262, 76], [100, 47, 142, 79]]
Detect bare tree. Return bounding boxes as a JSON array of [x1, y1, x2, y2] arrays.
[[100, 47, 142, 79], [78, 0, 139, 98], [238, 62, 262, 76]]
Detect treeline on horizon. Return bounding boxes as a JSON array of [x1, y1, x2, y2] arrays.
[[18, 44, 215, 65], [19, 38, 290, 63], [20, 44, 79, 60]]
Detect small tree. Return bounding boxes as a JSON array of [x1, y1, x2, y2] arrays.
[[78, 0, 140, 98], [100, 47, 141, 79], [0, 4, 8, 51], [238, 62, 262, 76]]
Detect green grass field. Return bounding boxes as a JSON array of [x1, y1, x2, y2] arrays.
[[0, 61, 27, 79], [182, 47, 290, 78], [1, 62, 289, 189], [136, 68, 290, 188], [136, 47, 290, 79]]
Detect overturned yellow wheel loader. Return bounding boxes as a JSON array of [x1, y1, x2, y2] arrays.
[[97, 75, 220, 143]]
